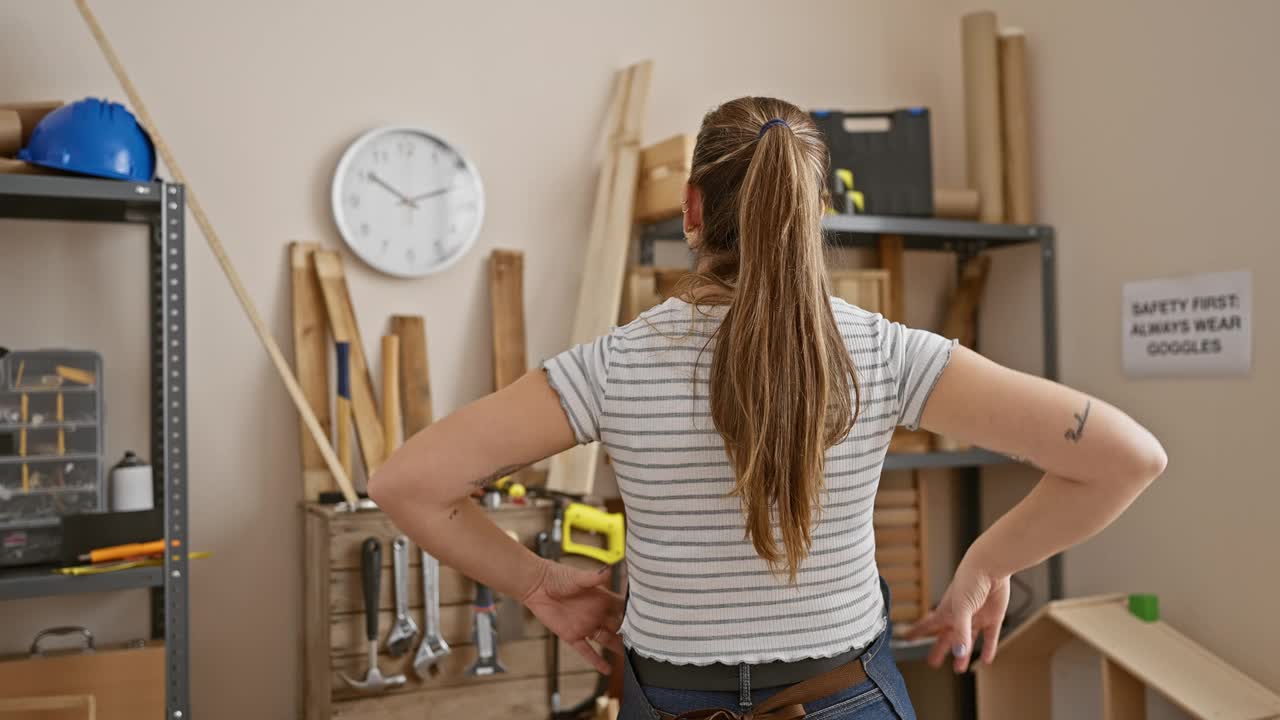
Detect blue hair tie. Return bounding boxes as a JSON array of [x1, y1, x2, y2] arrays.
[[758, 118, 789, 138]]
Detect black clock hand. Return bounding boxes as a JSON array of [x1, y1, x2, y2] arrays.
[[407, 186, 454, 203], [368, 171, 419, 208]]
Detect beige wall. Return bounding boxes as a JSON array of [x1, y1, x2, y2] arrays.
[[938, 0, 1280, 710], [0, 2, 960, 717]]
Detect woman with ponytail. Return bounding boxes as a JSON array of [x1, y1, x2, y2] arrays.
[[372, 97, 1165, 719]]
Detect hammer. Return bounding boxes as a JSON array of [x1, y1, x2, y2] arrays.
[[341, 538, 406, 693]]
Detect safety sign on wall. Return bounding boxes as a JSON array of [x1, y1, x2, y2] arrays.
[[1122, 270, 1251, 377]]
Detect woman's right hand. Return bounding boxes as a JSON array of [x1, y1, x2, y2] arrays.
[[522, 558, 626, 674], [906, 559, 1010, 673]]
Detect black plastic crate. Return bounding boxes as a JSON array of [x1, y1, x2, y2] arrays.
[[811, 108, 934, 217]]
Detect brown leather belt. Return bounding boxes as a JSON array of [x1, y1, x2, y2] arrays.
[[653, 659, 869, 720]]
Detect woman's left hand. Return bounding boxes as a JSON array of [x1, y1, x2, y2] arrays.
[[906, 560, 1010, 673], [522, 558, 626, 674]]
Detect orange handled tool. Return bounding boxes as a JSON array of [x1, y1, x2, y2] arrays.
[[78, 539, 170, 563]]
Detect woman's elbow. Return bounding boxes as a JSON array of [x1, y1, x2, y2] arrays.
[[1128, 430, 1168, 488], [367, 454, 414, 509]]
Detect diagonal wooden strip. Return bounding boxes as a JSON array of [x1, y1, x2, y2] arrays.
[[548, 60, 653, 497], [290, 242, 334, 501], [489, 249, 528, 390], [313, 250, 386, 476], [73, 0, 358, 504], [390, 315, 432, 437]]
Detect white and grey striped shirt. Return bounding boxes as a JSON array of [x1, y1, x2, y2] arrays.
[[544, 297, 955, 666]]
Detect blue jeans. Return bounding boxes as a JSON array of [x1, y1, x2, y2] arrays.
[[619, 579, 916, 719]]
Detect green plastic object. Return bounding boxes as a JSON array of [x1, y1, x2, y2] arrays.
[[1128, 593, 1160, 622]]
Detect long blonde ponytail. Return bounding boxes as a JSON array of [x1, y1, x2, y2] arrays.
[[686, 97, 857, 582]]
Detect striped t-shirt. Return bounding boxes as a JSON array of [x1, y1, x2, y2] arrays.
[[543, 297, 955, 665]]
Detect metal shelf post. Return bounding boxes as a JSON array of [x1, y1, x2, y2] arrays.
[[153, 183, 190, 718]]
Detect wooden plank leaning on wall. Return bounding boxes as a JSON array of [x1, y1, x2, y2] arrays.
[[547, 60, 653, 498]]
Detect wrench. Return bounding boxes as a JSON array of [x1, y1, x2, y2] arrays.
[[412, 549, 451, 676], [384, 536, 419, 656]]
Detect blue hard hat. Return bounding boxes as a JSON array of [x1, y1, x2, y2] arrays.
[[17, 98, 155, 182]]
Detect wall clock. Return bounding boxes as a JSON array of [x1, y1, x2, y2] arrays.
[[331, 125, 484, 277]]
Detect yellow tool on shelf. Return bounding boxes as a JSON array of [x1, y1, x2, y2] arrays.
[[562, 503, 624, 566]]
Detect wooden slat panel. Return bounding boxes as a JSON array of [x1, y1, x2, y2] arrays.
[[829, 269, 891, 316], [890, 604, 922, 623], [874, 489, 917, 508], [489, 249, 527, 391], [875, 545, 920, 567], [331, 564, 464, 614], [389, 316, 432, 437], [290, 242, 333, 501], [305, 510, 334, 718], [887, 583, 921, 603], [873, 508, 919, 527], [328, 506, 551, 570], [331, 603, 545, 657], [313, 250, 386, 475], [874, 526, 917, 545], [331, 672, 598, 720], [330, 637, 592, 701], [879, 565, 920, 584]]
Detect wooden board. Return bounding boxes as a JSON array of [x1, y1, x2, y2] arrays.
[[1102, 656, 1146, 720], [915, 472, 932, 620], [879, 565, 920, 584], [313, 250, 387, 476], [324, 504, 552, 570], [875, 545, 920, 566], [1049, 599, 1280, 720], [875, 235, 905, 322], [941, 255, 993, 348], [1000, 31, 1034, 224], [330, 603, 545, 658], [0, 644, 162, 720], [829, 269, 891, 316], [330, 638, 592, 701], [330, 672, 598, 720], [874, 489, 917, 508], [875, 526, 918, 545], [548, 60, 653, 498], [380, 335, 401, 451], [489, 249, 527, 391], [621, 267, 688, 324], [0, 694, 94, 720], [389, 315, 432, 437], [962, 11, 1006, 223], [304, 508, 333, 720], [0, 110, 20, 155], [290, 242, 334, 501], [634, 134, 694, 223]]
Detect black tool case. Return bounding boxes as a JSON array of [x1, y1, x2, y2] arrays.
[[810, 108, 934, 217]]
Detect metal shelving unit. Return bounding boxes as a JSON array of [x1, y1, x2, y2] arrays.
[[0, 173, 189, 719]]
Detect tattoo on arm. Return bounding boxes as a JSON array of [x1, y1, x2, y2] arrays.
[[468, 464, 528, 490], [1064, 400, 1091, 443]]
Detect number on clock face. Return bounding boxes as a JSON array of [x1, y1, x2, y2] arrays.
[[331, 126, 484, 277]]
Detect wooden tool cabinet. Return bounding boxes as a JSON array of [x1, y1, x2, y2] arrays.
[[303, 502, 596, 719]]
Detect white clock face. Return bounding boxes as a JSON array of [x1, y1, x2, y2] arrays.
[[331, 126, 484, 277]]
